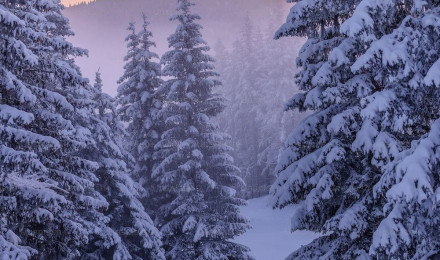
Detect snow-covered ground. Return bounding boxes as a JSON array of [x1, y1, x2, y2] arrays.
[[234, 196, 320, 260]]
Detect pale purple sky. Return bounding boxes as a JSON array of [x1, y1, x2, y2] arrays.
[[63, 0, 294, 95]]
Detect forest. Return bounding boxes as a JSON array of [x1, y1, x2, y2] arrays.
[[2, 0, 440, 259]]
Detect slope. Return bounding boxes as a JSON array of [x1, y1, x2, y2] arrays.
[[234, 196, 320, 260]]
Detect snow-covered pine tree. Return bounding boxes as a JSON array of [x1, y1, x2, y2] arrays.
[[215, 17, 303, 199], [212, 40, 229, 81], [253, 21, 304, 198], [344, 1, 440, 258], [153, 0, 253, 258], [0, 1, 44, 258], [116, 15, 163, 208], [217, 17, 262, 198], [0, 1, 114, 258], [270, 0, 375, 259], [272, 0, 440, 259], [81, 71, 164, 259]]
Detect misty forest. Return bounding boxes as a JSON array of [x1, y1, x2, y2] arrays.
[[2, 0, 440, 259]]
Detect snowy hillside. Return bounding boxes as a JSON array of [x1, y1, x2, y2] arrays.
[[234, 196, 319, 260]]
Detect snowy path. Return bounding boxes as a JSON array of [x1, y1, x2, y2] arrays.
[[233, 196, 319, 260]]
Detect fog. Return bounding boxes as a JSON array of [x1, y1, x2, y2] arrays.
[[63, 0, 293, 96]]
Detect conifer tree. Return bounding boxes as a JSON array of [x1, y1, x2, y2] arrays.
[[212, 40, 229, 81], [153, 1, 253, 259], [215, 17, 302, 198], [253, 26, 300, 197], [271, 0, 371, 258], [0, 1, 43, 257], [116, 15, 163, 206], [82, 71, 164, 260], [345, 1, 440, 258], [217, 18, 261, 198], [0, 0, 111, 258], [272, 0, 440, 259]]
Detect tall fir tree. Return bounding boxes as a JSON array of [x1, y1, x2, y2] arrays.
[[345, 0, 440, 258], [116, 15, 164, 208], [215, 17, 303, 198], [0, 0, 114, 258], [152, 0, 253, 259], [217, 18, 261, 198], [0, 1, 43, 258], [272, 0, 440, 259], [253, 24, 301, 197], [81, 71, 164, 260]]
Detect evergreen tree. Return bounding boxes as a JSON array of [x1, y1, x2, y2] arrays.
[[346, 1, 440, 258], [218, 18, 261, 198], [153, 0, 252, 258], [272, 0, 440, 259], [0, 0, 111, 258], [215, 17, 303, 198], [0, 1, 43, 258], [253, 22, 304, 198], [116, 15, 163, 206], [82, 71, 164, 259], [270, 0, 382, 258], [212, 40, 228, 80]]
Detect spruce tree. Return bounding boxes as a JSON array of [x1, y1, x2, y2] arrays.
[[215, 18, 303, 198], [271, 0, 371, 258], [346, 1, 440, 258], [0, 1, 43, 257], [153, 0, 252, 259], [272, 0, 440, 259], [82, 71, 164, 259], [1, 0, 118, 258], [252, 22, 303, 198], [116, 15, 163, 207], [218, 18, 261, 198]]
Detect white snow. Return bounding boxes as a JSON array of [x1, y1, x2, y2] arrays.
[[233, 196, 319, 260]]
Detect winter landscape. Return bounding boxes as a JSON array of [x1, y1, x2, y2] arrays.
[[2, 0, 440, 259]]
